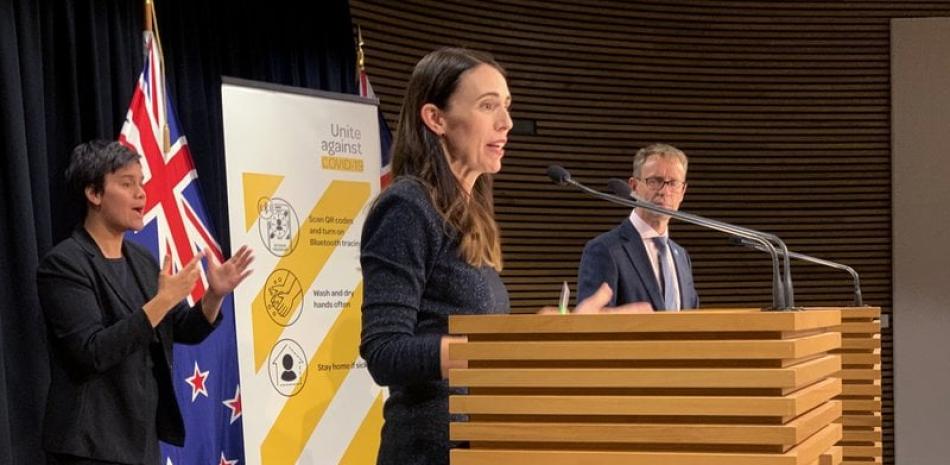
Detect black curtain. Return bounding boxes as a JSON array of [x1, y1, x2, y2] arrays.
[[0, 1, 357, 463]]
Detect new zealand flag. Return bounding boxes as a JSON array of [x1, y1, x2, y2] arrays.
[[119, 25, 243, 465]]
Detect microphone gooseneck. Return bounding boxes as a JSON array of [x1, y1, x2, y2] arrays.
[[730, 237, 863, 307], [548, 165, 795, 310], [605, 177, 794, 309]]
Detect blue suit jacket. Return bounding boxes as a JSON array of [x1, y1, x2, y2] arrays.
[[577, 220, 699, 310]]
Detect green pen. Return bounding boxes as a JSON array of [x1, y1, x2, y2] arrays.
[[558, 281, 570, 315]]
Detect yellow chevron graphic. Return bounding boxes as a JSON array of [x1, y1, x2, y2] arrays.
[[251, 180, 370, 371], [242, 172, 285, 231], [260, 281, 365, 465], [338, 392, 384, 465]]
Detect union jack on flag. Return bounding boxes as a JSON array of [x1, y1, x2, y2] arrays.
[[118, 26, 244, 465]]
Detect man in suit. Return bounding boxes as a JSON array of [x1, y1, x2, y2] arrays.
[[577, 143, 699, 310], [36, 140, 253, 465]]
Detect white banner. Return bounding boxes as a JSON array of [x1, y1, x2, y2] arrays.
[[222, 79, 383, 465]]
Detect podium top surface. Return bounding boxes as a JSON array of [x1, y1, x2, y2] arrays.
[[449, 308, 843, 334]]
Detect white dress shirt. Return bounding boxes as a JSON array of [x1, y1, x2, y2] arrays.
[[629, 210, 681, 310]]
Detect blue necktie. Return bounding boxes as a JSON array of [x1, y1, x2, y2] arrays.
[[652, 237, 678, 311]]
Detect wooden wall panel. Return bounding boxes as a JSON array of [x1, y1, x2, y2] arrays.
[[351, 1, 950, 463]]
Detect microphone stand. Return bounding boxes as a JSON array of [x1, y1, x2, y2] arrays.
[[548, 165, 795, 310], [732, 238, 863, 307], [606, 178, 796, 309]]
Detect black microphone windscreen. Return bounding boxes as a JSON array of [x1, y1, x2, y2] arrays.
[[607, 178, 632, 197], [546, 165, 571, 185]]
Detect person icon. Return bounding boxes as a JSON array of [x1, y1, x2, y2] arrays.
[[280, 353, 297, 382]]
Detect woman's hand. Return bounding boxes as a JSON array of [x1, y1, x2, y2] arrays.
[[537, 283, 653, 315], [157, 253, 202, 306], [206, 245, 254, 300], [144, 253, 203, 327], [440, 335, 468, 379]]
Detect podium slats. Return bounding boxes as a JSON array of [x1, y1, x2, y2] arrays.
[[451, 401, 841, 445], [840, 335, 880, 349], [840, 443, 882, 457], [840, 399, 881, 411], [450, 309, 841, 334], [451, 332, 840, 360], [449, 309, 846, 465], [841, 428, 881, 441], [451, 378, 840, 417], [840, 414, 882, 427], [829, 307, 882, 465], [839, 353, 881, 364], [452, 355, 839, 389], [840, 382, 881, 396], [833, 308, 880, 318], [839, 368, 881, 380], [836, 322, 880, 333], [451, 423, 842, 465]]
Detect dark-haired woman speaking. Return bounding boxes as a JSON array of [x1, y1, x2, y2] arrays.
[[359, 48, 644, 465]]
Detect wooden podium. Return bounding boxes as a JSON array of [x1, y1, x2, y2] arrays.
[[448, 309, 849, 465], [832, 307, 883, 465]]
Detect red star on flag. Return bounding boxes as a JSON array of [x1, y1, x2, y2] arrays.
[[184, 361, 209, 401], [223, 385, 242, 424], [218, 451, 239, 465]]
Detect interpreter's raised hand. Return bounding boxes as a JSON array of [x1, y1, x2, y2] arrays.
[[537, 283, 654, 315], [206, 245, 254, 299], [157, 253, 202, 304]]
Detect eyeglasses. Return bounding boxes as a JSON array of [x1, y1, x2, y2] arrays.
[[638, 176, 686, 192]]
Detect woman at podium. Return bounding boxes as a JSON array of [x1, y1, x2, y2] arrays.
[[359, 47, 641, 465]]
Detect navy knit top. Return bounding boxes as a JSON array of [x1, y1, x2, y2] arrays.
[[360, 177, 510, 465]]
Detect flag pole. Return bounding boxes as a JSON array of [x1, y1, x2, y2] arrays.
[[145, 0, 171, 153], [144, 0, 153, 31], [357, 25, 365, 72]]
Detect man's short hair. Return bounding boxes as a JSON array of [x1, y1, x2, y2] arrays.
[[65, 140, 140, 200], [632, 143, 688, 178]]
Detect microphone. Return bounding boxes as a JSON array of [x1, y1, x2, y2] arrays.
[[547, 165, 572, 185], [548, 165, 571, 186], [730, 238, 863, 307], [606, 178, 633, 197], [545, 164, 794, 310]]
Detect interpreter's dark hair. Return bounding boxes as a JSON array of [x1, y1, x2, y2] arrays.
[[65, 140, 140, 206], [391, 47, 505, 271]]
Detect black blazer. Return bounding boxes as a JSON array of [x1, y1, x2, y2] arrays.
[[36, 227, 219, 463], [577, 219, 699, 310]]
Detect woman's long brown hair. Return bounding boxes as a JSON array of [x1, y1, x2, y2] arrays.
[[391, 47, 504, 271]]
